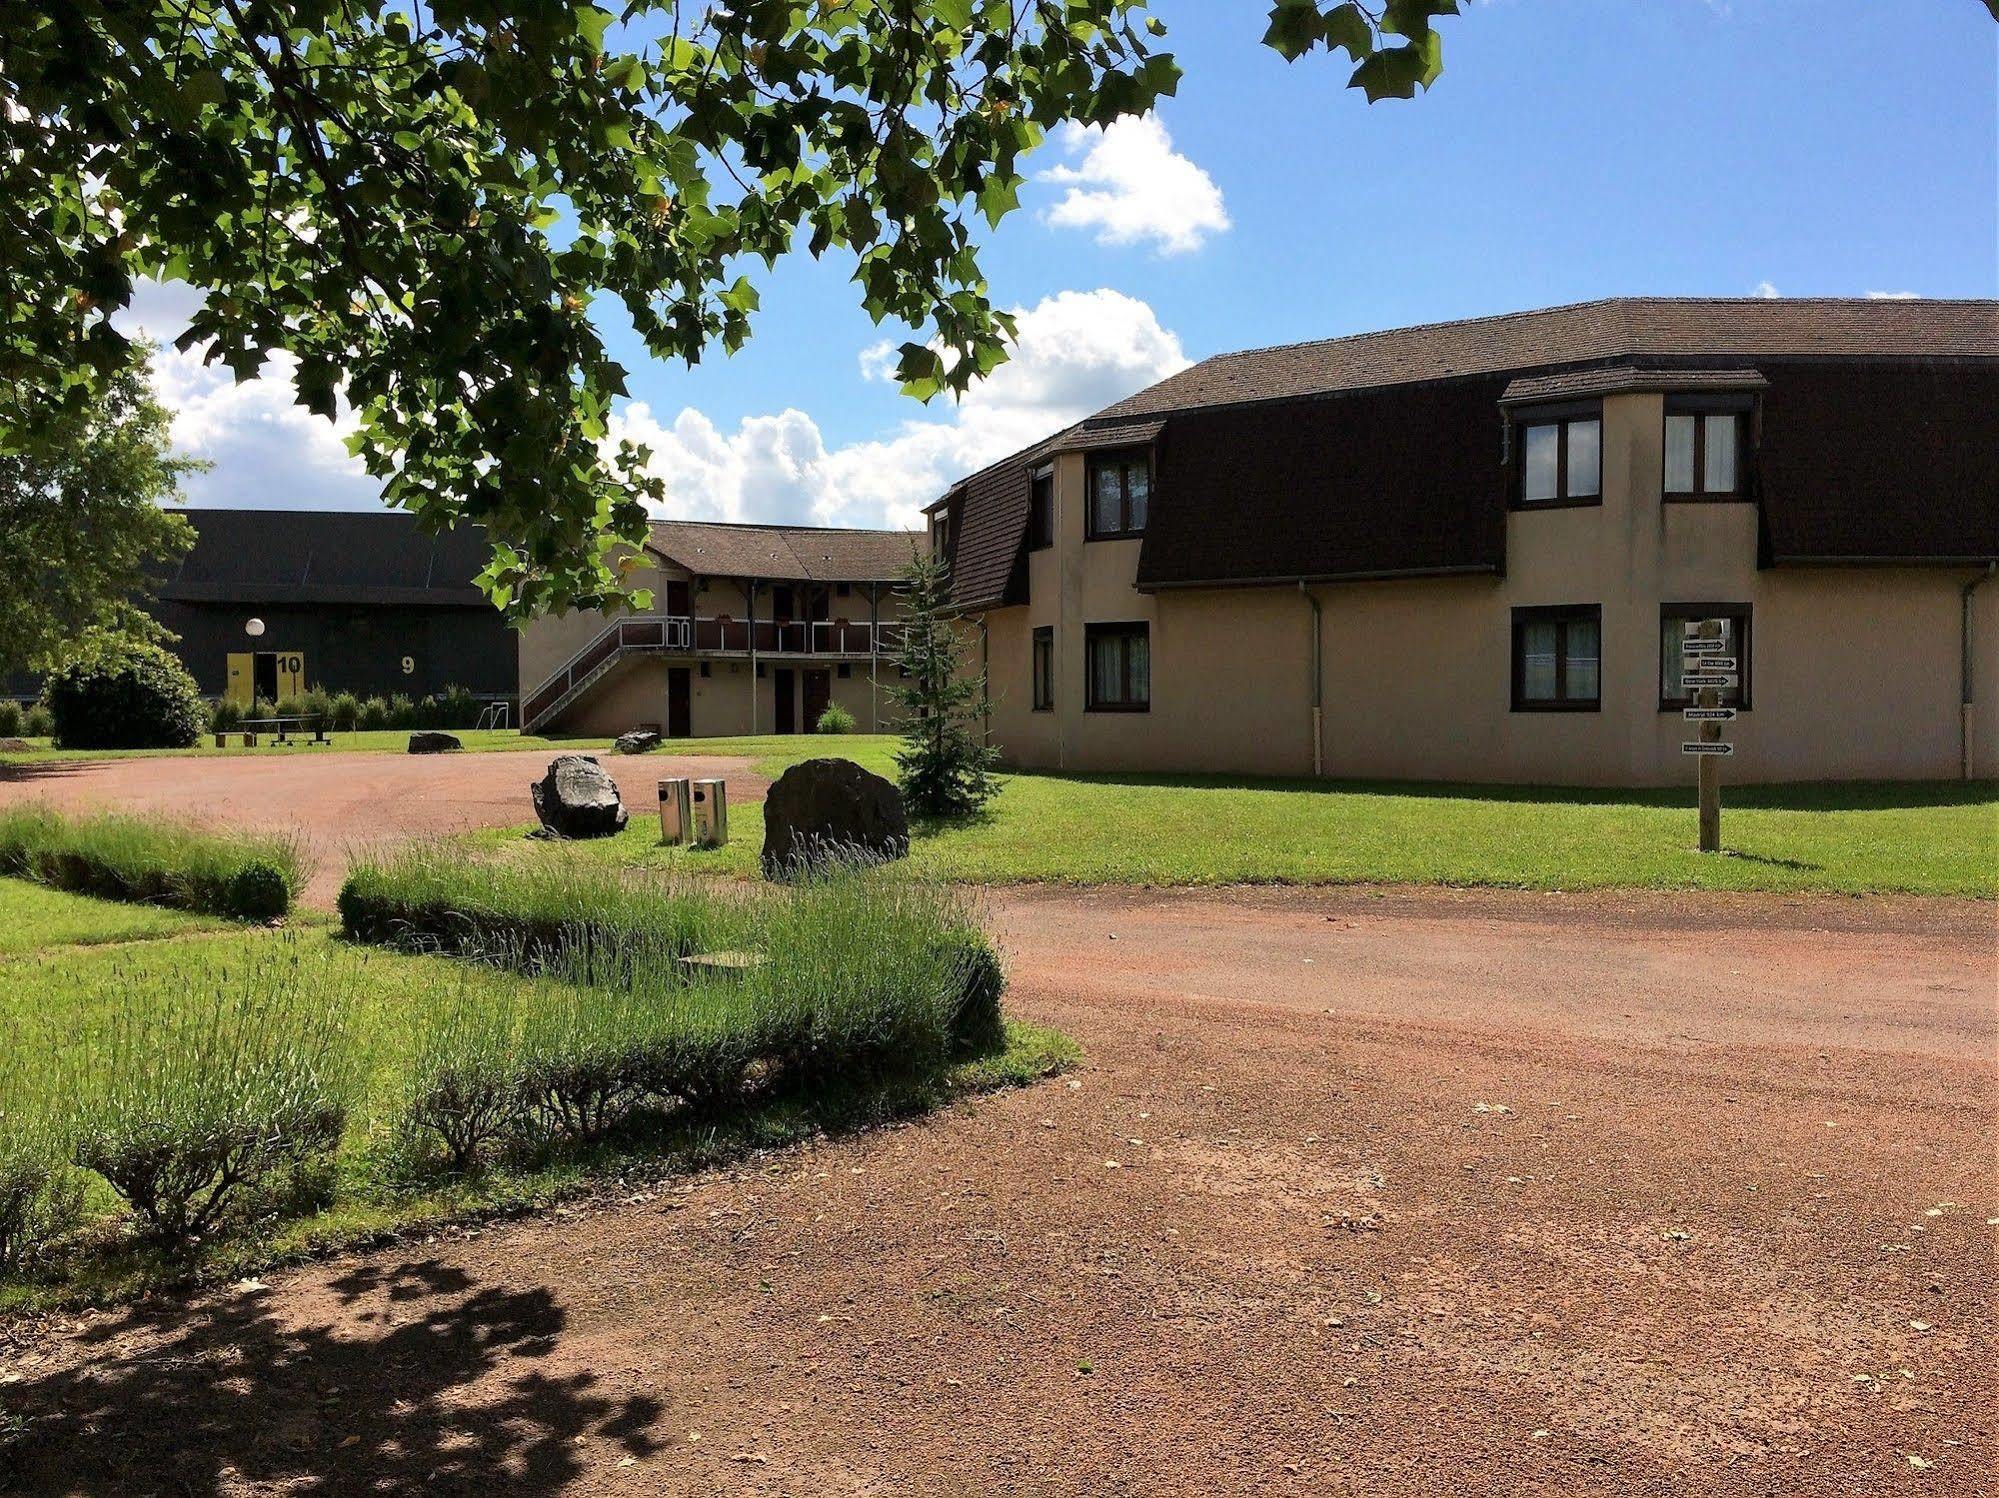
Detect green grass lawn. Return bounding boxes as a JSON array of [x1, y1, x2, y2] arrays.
[[0, 879, 221, 955], [0, 874, 1071, 1309], [0, 728, 620, 762], [476, 735, 1998, 898]]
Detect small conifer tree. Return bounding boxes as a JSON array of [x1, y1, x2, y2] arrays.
[[888, 553, 997, 819]]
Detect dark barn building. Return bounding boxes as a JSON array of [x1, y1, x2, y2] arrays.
[[150, 509, 514, 705]]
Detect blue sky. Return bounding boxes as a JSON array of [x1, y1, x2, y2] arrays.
[[136, 0, 1996, 527]]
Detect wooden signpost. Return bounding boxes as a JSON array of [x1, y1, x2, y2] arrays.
[[1681, 619, 1737, 852]]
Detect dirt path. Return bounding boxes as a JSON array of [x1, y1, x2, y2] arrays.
[[0, 750, 767, 903], [6, 881, 1993, 1496]]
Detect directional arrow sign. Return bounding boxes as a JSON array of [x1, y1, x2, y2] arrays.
[[1682, 741, 1734, 756], [1684, 707, 1737, 722], [1683, 672, 1738, 688], [1682, 637, 1729, 654], [1681, 656, 1737, 673]]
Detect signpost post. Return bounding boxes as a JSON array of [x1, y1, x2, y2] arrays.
[[1681, 619, 1735, 852]]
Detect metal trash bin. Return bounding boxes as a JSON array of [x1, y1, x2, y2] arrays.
[[691, 778, 728, 847], [657, 778, 691, 845]]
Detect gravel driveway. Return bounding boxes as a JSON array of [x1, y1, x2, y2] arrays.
[[4, 858, 1991, 1494]]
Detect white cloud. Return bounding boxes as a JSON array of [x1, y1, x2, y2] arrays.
[[1037, 114, 1230, 255], [114, 281, 378, 510], [611, 288, 1190, 531], [1865, 289, 1919, 300], [1753, 280, 1782, 299]]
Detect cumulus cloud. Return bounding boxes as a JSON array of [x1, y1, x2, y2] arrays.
[[1865, 289, 1919, 300], [1752, 280, 1782, 299], [1037, 114, 1230, 255], [610, 288, 1190, 530], [114, 281, 378, 510]]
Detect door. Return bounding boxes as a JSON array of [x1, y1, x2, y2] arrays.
[[252, 652, 280, 704], [802, 669, 830, 733], [666, 580, 691, 619], [667, 667, 692, 738], [773, 668, 796, 734]]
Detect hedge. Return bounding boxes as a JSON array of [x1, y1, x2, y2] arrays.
[[0, 805, 303, 920]]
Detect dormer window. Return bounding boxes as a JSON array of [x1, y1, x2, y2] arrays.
[[1515, 405, 1601, 508], [1086, 451, 1149, 539], [931, 510, 952, 559], [1664, 395, 1751, 500], [1028, 467, 1054, 550]]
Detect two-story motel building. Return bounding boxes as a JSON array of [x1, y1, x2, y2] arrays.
[[926, 297, 1997, 786], [518, 520, 918, 738]]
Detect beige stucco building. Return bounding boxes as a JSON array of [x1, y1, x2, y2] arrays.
[[930, 298, 1998, 786], [517, 521, 917, 739]]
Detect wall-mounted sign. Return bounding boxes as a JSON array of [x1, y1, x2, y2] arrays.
[[1682, 741, 1734, 756], [401, 656, 415, 675], [1683, 706, 1737, 723]]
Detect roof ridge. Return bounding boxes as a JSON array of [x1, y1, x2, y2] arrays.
[[1184, 295, 1997, 370], [647, 517, 918, 538]]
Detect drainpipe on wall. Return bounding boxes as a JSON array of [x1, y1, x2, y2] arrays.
[[1299, 581, 1323, 777], [980, 615, 991, 744], [1964, 563, 1995, 780]]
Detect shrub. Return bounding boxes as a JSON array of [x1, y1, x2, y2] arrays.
[[22, 704, 53, 738], [299, 685, 333, 723], [209, 697, 244, 733], [435, 683, 480, 728], [0, 701, 22, 738], [41, 637, 204, 750], [327, 692, 362, 732], [357, 695, 392, 731], [366, 850, 1011, 1173], [0, 804, 303, 919], [387, 694, 417, 730], [65, 944, 353, 1242], [339, 846, 732, 964], [0, 1052, 84, 1269], [273, 693, 306, 722], [814, 702, 858, 734]]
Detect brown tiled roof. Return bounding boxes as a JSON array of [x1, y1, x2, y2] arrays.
[[936, 440, 1056, 611], [646, 520, 918, 583], [1137, 377, 1512, 591], [1758, 360, 1999, 564], [1498, 366, 1768, 405], [1046, 419, 1166, 454], [1096, 297, 1999, 418]]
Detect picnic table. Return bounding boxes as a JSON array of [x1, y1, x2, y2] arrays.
[[221, 715, 333, 748]]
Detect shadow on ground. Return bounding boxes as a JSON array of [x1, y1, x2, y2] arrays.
[[2, 1259, 663, 1493]]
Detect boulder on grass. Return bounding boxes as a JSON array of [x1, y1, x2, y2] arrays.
[[408, 731, 462, 754], [761, 757, 909, 879], [531, 754, 628, 839], [615, 728, 662, 755]]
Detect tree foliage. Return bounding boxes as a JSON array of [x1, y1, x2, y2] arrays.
[[889, 551, 997, 820], [2, 1, 1460, 618], [0, 350, 201, 673]]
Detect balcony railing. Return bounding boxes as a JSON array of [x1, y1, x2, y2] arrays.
[[523, 613, 902, 731]]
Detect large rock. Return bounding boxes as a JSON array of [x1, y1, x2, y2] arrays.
[[615, 728, 662, 755], [530, 754, 629, 839], [407, 731, 462, 754], [761, 757, 909, 878]]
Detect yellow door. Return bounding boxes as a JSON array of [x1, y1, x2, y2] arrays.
[[274, 653, 305, 700], [225, 653, 254, 706]]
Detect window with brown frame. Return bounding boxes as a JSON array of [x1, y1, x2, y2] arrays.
[[1664, 396, 1752, 500], [1086, 450, 1150, 539], [1031, 626, 1054, 711], [1028, 468, 1054, 550], [1515, 405, 1602, 508], [1085, 622, 1149, 711], [1511, 605, 1601, 711], [1659, 604, 1751, 709]]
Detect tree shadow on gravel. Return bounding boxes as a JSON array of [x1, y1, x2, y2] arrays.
[[1, 1258, 664, 1494]]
